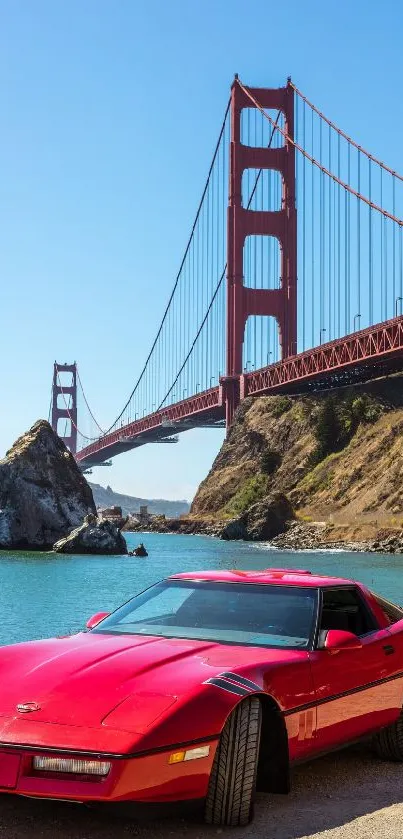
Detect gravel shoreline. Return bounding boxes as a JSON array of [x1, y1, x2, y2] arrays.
[[1, 744, 402, 838]]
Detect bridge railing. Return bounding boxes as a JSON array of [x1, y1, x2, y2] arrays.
[[243, 315, 403, 397]]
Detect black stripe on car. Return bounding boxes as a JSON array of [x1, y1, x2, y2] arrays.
[[219, 672, 261, 692], [204, 677, 251, 696]]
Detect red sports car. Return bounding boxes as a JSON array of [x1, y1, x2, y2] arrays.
[[0, 567, 403, 826]]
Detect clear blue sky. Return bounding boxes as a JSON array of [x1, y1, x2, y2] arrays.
[[1, 0, 403, 501]]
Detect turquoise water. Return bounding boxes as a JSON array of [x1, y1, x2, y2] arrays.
[[0, 532, 402, 647]]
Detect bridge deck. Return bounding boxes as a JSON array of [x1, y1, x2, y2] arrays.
[[76, 315, 403, 469], [77, 387, 224, 469]]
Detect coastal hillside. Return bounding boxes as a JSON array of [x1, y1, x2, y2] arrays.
[[191, 375, 403, 543], [89, 482, 189, 517]]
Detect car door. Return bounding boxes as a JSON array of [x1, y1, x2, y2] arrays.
[[308, 586, 403, 753]]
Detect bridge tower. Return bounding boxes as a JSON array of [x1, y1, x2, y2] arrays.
[[51, 362, 78, 454], [222, 77, 297, 426]]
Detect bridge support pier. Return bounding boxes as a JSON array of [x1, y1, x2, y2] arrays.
[[51, 362, 78, 454], [220, 376, 240, 428], [224, 77, 297, 427]]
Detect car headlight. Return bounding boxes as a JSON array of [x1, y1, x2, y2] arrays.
[[32, 756, 111, 776]]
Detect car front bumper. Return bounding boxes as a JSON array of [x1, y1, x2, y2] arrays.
[[0, 739, 218, 804]]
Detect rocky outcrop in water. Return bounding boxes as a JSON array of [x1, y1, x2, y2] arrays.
[[53, 514, 127, 555], [0, 421, 95, 551]]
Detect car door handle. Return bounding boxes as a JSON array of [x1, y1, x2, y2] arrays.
[[383, 644, 395, 656]]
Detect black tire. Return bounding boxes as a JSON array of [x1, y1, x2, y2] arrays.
[[204, 697, 262, 827], [373, 712, 403, 761]]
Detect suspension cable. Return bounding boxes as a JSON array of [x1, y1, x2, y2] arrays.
[[100, 97, 231, 434], [290, 81, 403, 183], [76, 365, 105, 434], [56, 371, 96, 442], [236, 79, 403, 227], [158, 266, 226, 409], [48, 378, 54, 424], [157, 109, 282, 409]]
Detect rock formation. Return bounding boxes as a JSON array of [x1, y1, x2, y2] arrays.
[[221, 493, 294, 541], [0, 421, 95, 550], [53, 514, 127, 555]]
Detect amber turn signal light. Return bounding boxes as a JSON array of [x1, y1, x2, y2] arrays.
[[168, 745, 210, 764]]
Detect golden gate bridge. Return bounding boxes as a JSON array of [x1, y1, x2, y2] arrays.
[[50, 77, 403, 471]]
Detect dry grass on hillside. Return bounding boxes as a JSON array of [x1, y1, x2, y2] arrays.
[[191, 377, 403, 528]]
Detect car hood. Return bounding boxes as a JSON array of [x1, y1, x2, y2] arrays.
[[0, 631, 301, 732]]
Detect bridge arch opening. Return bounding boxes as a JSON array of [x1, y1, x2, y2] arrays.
[[56, 418, 72, 440], [243, 235, 281, 290], [57, 370, 75, 388], [241, 108, 285, 148], [243, 315, 281, 371], [57, 393, 72, 410], [242, 169, 282, 212]]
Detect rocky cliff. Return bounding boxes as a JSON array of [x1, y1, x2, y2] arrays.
[[0, 421, 96, 550], [189, 375, 403, 548]]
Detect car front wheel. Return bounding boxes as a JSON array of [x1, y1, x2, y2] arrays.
[[204, 696, 262, 827]]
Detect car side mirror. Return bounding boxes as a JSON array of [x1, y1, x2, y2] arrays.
[[86, 611, 110, 630], [321, 629, 363, 652]]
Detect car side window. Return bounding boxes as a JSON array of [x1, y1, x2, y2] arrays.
[[373, 594, 403, 626], [319, 587, 378, 637]]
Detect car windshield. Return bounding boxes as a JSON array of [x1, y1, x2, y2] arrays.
[[92, 580, 318, 649]]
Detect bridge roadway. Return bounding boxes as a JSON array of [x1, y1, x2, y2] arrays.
[[76, 314, 403, 470]]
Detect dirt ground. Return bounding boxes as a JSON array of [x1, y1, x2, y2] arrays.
[[1, 744, 402, 839]]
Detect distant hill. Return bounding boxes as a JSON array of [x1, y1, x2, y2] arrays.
[[89, 483, 190, 518]]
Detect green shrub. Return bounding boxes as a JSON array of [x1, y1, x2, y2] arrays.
[[271, 396, 292, 417], [314, 397, 339, 461], [310, 393, 383, 466], [222, 473, 268, 517], [291, 403, 309, 422]]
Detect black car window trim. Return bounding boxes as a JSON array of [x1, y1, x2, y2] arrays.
[[372, 593, 403, 626], [314, 585, 381, 649], [91, 579, 320, 651]]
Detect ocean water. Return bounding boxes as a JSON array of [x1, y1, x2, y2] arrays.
[[0, 532, 402, 647]]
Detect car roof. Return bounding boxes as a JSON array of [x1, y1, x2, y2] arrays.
[[169, 568, 357, 588]]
